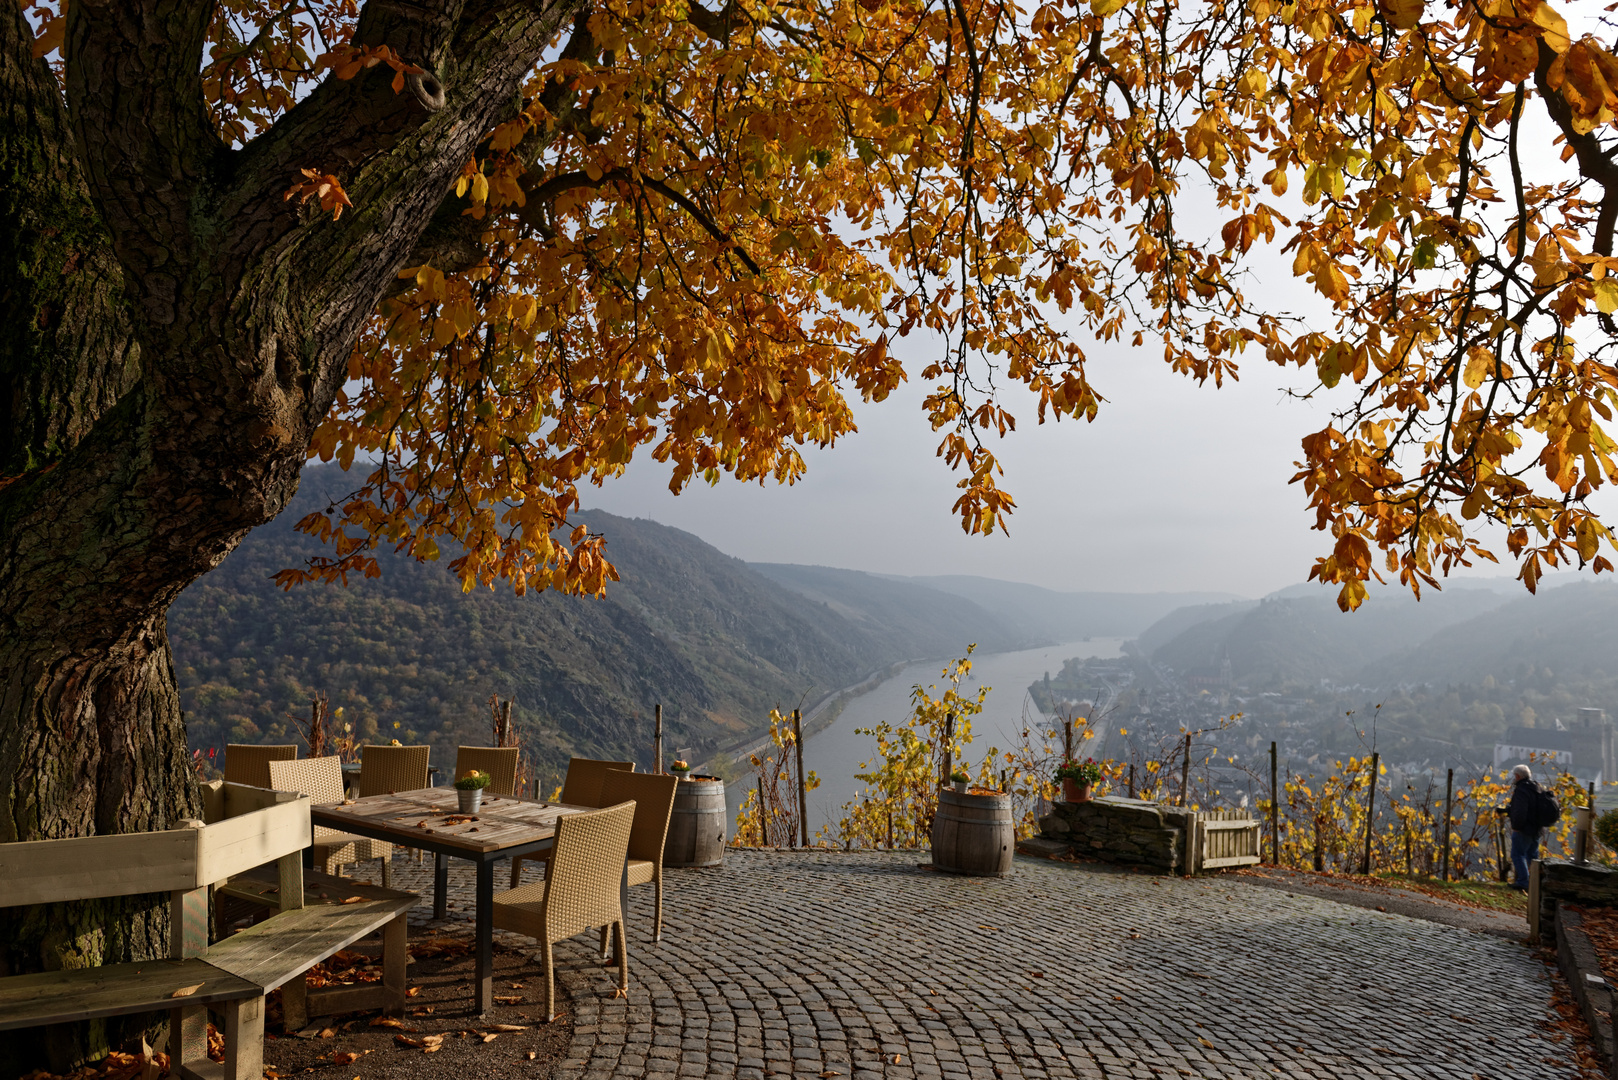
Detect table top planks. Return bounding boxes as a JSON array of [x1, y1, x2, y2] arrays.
[[309, 789, 592, 854]]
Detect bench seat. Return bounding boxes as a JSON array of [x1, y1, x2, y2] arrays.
[[0, 957, 260, 1030], [210, 868, 416, 1028]]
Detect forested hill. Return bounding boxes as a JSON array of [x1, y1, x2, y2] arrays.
[[168, 466, 990, 786]]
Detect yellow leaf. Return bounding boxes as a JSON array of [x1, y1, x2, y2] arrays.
[[1462, 350, 1491, 389], [1377, 0, 1422, 29], [1091, 0, 1128, 16], [1594, 280, 1618, 314]]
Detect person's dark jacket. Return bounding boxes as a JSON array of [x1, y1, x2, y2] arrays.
[[1507, 777, 1542, 833]]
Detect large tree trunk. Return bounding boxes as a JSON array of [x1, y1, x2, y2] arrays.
[[0, 0, 582, 1069]]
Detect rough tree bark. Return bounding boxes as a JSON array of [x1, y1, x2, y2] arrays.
[[0, 0, 585, 1069]]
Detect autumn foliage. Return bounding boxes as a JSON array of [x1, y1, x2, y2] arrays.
[[18, 0, 1612, 603]]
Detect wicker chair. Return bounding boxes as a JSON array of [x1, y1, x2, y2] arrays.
[[491, 801, 635, 1021], [357, 744, 431, 797], [269, 756, 394, 887], [223, 744, 297, 789], [597, 769, 678, 946], [509, 757, 635, 888], [454, 746, 519, 797]]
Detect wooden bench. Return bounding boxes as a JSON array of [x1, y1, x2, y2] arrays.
[[214, 869, 413, 1029], [0, 781, 417, 1077]]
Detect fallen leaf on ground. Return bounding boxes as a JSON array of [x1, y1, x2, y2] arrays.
[[1198, 1037, 1215, 1049], [510, 983, 526, 989], [485, 1024, 528, 1032], [317, 1028, 335, 1039], [405, 986, 420, 997], [368, 1017, 403, 1028], [481, 1034, 499, 1043], [410, 1006, 435, 1016], [170, 983, 204, 998], [494, 994, 523, 1004], [332, 1051, 369, 1065], [341, 896, 365, 905], [525, 1051, 537, 1061]]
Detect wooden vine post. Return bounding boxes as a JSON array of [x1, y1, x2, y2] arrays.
[[654, 703, 663, 775], [1269, 741, 1279, 866], [794, 708, 808, 848], [1360, 751, 1379, 875], [757, 776, 769, 847], [942, 712, 956, 786], [1179, 733, 1192, 807], [1440, 767, 1454, 882]]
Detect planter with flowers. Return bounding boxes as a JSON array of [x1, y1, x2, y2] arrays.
[[670, 759, 692, 780], [1055, 758, 1102, 804], [950, 769, 971, 794], [455, 769, 491, 813]]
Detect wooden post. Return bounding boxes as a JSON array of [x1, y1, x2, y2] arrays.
[[1528, 858, 1542, 943], [1000, 768, 1008, 792], [654, 703, 663, 775], [1179, 733, 1192, 807], [794, 708, 808, 848], [887, 809, 894, 850], [1128, 763, 1136, 799], [942, 712, 955, 786], [1062, 717, 1073, 763], [756, 775, 768, 847], [1440, 767, 1454, 882], [1269, 741, 1279, 866], [1360, 751, 1379, 875]]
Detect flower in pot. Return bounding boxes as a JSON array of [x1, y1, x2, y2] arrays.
[[950, 768, 971, 794], [455, 769, 491, 813], [670, 759, 692, 779], [1054, 758, 1103, 804]]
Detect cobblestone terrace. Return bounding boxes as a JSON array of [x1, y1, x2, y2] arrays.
[[396, 850, 1575, 1080]]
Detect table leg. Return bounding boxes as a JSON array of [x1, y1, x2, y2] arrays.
[[475, 859, 494, 1015], [434, 852, 448, 920]]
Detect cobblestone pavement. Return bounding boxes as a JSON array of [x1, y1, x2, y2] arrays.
[[393, 850, 1576, 1080]]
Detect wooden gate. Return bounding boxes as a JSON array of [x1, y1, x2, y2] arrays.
[[1188, 809, 1262, 873]]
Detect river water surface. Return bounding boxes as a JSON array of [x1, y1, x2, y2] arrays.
[[791, 638, 1124, 833]]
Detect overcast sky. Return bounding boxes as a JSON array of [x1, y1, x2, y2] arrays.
[[586, 324, 1376, 599]]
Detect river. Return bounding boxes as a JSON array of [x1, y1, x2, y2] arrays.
[[757, 638, 1124, 835]]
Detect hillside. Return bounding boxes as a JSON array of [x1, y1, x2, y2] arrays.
[[1360, 580, 1618, 687], [169, 466, 970, 787], [748, 564, 1024, 654], [1146, 588, 1512, 688]]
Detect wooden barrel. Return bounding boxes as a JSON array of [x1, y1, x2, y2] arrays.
[[930, 788, 1014, 877], [664, 777, 726, 868]]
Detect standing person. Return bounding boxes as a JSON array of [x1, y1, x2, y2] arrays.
[[1505, 764, 1547, 891]]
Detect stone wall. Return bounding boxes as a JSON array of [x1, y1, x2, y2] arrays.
[[1027, 795, 1192, 872], [1538, 859, 1618, 931]]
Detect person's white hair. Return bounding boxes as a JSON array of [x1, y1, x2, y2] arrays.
[[1512, 764, 1533, 782]]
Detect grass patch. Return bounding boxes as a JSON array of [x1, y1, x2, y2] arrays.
[[1375, 874, 1527, 914]]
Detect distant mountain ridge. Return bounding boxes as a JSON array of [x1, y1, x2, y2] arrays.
[[1130, 575, 1616, 690], [748, 564, 1028, 654], [878, 574, 1244, 641]]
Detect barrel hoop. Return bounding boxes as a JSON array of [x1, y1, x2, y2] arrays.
[[933, 810, 1013, 826]]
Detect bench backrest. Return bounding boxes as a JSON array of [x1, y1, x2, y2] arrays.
[[0, 782, 309, 908]]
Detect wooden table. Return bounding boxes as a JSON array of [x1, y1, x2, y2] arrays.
[[310, 789, 605, 1014]]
